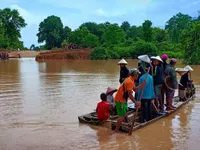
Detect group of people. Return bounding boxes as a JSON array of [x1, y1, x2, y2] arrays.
[[96, 54, 193, 132], [0, 51, 9, 59]]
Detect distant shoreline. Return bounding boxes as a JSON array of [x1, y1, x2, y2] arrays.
[[8, 50, 48, 58]]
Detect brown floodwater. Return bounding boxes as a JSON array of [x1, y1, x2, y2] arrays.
[[0, 58, 200, 150]]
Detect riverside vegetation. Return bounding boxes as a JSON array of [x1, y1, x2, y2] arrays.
[[0, 7, 200, 64]]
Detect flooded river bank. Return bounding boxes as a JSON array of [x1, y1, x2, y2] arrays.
[[0, 58, 200, 150]]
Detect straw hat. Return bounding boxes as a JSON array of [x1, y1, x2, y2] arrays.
[[106, 87, 117, 95], [184, 65, 193, 71], [138, 55, 150, 63], [151, 56, 163, 63], [118, 59, 128, 65], [175, 68, 188, 72]]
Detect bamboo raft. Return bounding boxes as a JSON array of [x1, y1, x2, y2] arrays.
[[78, 88, 195, 133]]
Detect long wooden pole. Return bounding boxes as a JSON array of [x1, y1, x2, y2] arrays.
[[128, 67, 150, 135]]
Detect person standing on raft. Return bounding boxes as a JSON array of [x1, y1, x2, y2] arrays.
[[136, 67, 155, 123], [161, 54, 169, 71], [160, 54, 169, 109], [151, 56, 164, 111], [114, 68, 146, 132], [118, 59, 129, 84], [164, 58, 178, 111]]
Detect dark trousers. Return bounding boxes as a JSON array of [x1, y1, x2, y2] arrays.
[[141, 99, 152, 123]]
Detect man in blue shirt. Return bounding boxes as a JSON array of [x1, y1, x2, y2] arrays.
[[137, 69, 155, 123]]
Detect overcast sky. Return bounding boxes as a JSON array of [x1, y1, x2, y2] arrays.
[[1, 0, 200, 48]]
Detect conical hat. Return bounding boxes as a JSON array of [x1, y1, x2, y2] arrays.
[[151, 56, 163, 63], [184, 65, 193, 71], [175, 68, 188, 72], [106, 87, 117, 95], [118, 59, 128, 65], [138, 55, 150, 63]]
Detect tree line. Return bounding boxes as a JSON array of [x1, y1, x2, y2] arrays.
[[0, 7, 200, 64], [36, 11, 200, 64]]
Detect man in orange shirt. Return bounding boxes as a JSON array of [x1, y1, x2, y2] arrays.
[[96, 93, 111, 121], [114, 68, 146, 132]]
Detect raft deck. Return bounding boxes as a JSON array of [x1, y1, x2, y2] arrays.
[[78, 88, 195, 133], [111, 95, 194, 133]]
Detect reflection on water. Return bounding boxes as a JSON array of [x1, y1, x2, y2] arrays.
[[0, 58, 200, 150]]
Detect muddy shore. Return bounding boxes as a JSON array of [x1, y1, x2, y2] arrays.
[[8, 50, 48, 58], [7, 49, 93, 60], [35, 49, 93, 60]]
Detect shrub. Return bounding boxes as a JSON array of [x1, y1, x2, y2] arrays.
[[107, 49, 120, 59], [89, 47, 108, 60], [157, 42, 182, 53], [115, 47, 132, 58], [159, 51, 184, 59], [132, 40, 158, 58]]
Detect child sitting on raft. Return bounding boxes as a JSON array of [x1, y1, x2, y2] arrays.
[[96, 93, 111, 121]]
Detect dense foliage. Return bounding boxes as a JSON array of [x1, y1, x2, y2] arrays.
[[35, 11, 200, 64], [181, 21, 200, 64], [37, 15, 64, 49], [0, 8, 27, 50]]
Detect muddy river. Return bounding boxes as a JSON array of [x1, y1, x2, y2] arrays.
[[0, 58, 200, 150]]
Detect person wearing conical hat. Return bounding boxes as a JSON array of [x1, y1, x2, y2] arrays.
[[151, 56, 164, 111], [179, 65, 194, 100], [177, 68, 189, 88], [176, 68, 188, 101], [118, 58, 129, 84], [138, 55, 153, 75], [106, 87, 117, 115]]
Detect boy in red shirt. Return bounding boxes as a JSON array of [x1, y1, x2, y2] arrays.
[[96, 93, 111, 121]]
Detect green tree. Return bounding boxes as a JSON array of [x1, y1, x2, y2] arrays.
[[69, 27, 89, 46], [121, 21, 130, 32], [97, 23, 107, 42], [37, 15, 64, 49], [80, 22, 106, 42], [126, 25, 137, 40], [152, 27, 168, 43], [102, 24, 126, 45], [63, 26, 71, 41], [104, 21, 111, 27], [126, 25, 144, 41], [142, 20, 153, 42], [132, 39, 157, 57], [61, 40, 68, 49], [181, 21, 200, 64], [83, 33, 99, 48], [79, 22, 98, 35], [89, 47, 107, 60], [165, 13, 192, 43], [0, 21, 6, 48], [0, 8, 26, 49]]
